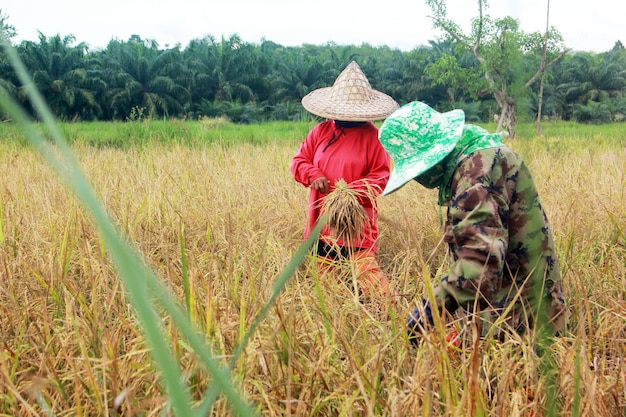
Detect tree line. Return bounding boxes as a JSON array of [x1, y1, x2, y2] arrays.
[[1, 10, 625, 128]]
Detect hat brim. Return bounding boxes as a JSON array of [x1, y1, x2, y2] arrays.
[[302, 87, 399, 121], [382, 141, 458, 195], [379, 102, 465, 195]]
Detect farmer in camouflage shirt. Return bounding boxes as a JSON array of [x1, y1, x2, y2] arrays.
[[378, 101, 568, 343]]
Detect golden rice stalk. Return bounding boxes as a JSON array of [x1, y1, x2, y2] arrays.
[[321, 179, 368, 243]]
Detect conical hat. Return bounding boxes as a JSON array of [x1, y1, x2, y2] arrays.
[[379, 101, 466, 196], [301, 61, 398, 121]]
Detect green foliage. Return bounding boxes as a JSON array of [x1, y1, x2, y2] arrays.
[[423, 0, 577, 136], [0, 118, 316, 149], [509, 119, 626, 141], [2, 117, 624, 155], [424, 50, 487, 104], [0, 9, 16, 43], [126, 105, 147, 121], [573, 101, 613, 124], [0, 5, 624, 126]]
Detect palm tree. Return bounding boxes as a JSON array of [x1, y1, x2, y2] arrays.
[[0, 9, 16, 43], [100, 38, 190, 120], [0, 10, 19, 120], [211, 35, 258, 103], [272, 53, 326, 103], [559, 52, 626, 106], [184, 34, 272, 120], [183, 36, 221, 112], [17, 33, 101, 120]]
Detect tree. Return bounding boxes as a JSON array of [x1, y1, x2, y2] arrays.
[[535, 0, 551, 135], [272, 52, 328, 103], [0, 9, 16, 44], [385, 44, 446, 107], [424, 0, 566, 137], [211, 35, 257, 103], [17, 33, 101, 120], [1, 10, 20, 120], [557, 50, 626, 122], [1, 19, 623, 124], [424, 39, 487, 109], [182, 34, 268, 120], [99, 38, 190, 120]]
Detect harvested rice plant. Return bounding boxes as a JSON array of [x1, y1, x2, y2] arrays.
[[0, 122, 624, 416]]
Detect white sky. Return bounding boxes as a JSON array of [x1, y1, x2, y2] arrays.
[[2, 0, 624, 53]]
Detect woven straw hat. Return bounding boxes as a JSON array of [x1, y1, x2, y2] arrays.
[[301, 61, 399, 121], [379, 101, 465, 195]]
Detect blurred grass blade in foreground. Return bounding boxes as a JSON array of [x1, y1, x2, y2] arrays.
[[0, 40, 269, 416]]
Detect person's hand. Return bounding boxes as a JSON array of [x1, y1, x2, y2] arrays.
[[310, 176, 330, 194]]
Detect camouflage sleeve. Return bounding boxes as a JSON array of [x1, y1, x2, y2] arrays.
[[440, 176, 509, 309]]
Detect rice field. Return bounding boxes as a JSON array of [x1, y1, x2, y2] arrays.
[[0, 124, 625, 416]]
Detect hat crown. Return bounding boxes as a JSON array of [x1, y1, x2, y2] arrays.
[[329, 62, 375, 103]]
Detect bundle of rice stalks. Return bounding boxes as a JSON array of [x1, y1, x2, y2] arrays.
[[322, 179, 368, 243]]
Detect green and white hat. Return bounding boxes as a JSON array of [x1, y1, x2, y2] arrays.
[[379, 101, 466, 196]]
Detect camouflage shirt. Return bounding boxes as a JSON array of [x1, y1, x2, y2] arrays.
[[437, 146, 567, 333]]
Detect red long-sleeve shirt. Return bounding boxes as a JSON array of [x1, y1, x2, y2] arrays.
[[290, 120, 390, 252]]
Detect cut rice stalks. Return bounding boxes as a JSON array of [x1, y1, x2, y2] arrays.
[[321, 179, 368, 243]]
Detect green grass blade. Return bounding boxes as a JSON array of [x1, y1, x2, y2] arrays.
[[0, 50, 196, 417], [0, 41, 257, 417]]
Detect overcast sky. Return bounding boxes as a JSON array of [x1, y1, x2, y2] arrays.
[[3, 0, 624, 53]]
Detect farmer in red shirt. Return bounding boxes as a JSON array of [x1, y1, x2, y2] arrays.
[[291, 61, 398, 297]]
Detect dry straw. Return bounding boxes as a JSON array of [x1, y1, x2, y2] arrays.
[[322, 179, 368, 243]]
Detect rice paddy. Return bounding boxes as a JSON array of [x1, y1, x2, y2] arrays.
[[0, 123, 624, 416]]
